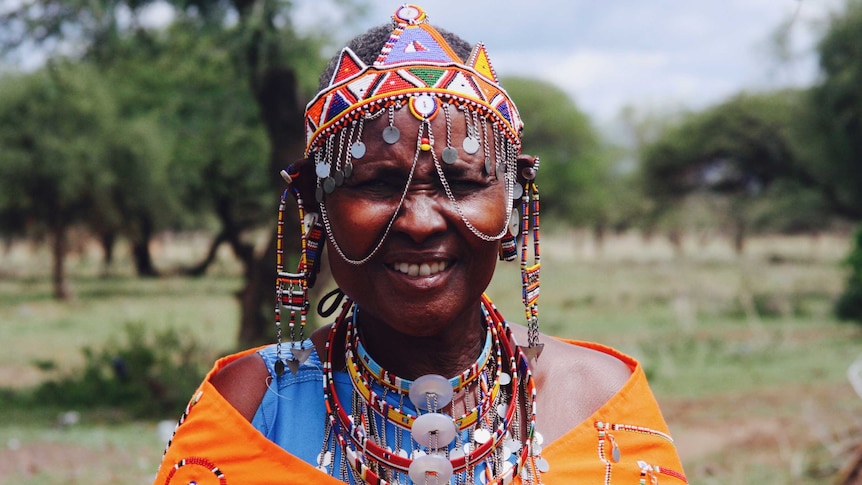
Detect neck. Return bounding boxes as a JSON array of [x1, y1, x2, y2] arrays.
[[355, 300, 487, 381]]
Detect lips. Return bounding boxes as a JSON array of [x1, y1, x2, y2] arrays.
[[390, 260, 449, 277]]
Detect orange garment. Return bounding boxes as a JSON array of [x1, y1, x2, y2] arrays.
[[153, 342, 686, 484]]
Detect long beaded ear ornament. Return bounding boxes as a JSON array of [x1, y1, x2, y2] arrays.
[[519, 156, 543, 361], [273, 171, 316, 376]]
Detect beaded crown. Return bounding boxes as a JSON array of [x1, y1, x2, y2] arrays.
[[304, 4, 523, 155]]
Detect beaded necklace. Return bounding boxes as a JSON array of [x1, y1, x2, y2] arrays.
[[345, 310, 502, 432], [321, 295, 545, 484], [353, 311, 494, 394]]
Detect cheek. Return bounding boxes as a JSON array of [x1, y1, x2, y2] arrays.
[[323, 194, 397, 256], [456, 186, 509, 235]]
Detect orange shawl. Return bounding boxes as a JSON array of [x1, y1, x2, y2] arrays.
[[153, 341, 686, 484]]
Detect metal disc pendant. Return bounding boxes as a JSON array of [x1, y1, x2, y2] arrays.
[[334, 170, 345, 186], [484, 157, 492, 175], [315, 162, 330, 178], [509, 208, 520, 236], [411, 412, 457, 448], [496, 162, 505, 180], [343, 161, 353, 178], [315, 186, 324, 202], [274, 359, 286, 376], [474, 428, 491, 444], [512, 183, 524, 201], [442, 146, 459, 165], [383, 126, 401, 144], [317, 451, 332, 467], [408, 454, 453, 484], [408, 374, 454, 410], [323, 177, 336, 194], [535, 456, 551, 473], [611, 441, 621, 462], [462, 136, 480, 154], [350, 141, 366, 159]]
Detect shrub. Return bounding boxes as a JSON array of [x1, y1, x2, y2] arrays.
[[836, 226, 862, 322], [32, 323, 216, 417]]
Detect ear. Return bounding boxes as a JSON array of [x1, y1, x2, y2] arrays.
[[516, 153, 539, 186], [281, 158, 319, 210]]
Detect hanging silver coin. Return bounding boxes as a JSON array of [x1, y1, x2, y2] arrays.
[[315, 162, 330, 178], [315, 186, 324, 203], [383, 126, 401, 144], [323, 177, 336, 194], [484, 157, 492, 175], [350, 141, 366, 159], [334, 170, 345, 186], [343, 161, 353, 178], [496, 162, 505, 180], [462, 136, 480, 154], [442, 146, 459, 164], [512, 183, 524, 201]]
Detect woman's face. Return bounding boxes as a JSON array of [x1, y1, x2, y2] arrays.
[[321, 105, 509, 336]]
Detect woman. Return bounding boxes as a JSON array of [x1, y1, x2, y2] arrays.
[[154, 5, 686, 484]]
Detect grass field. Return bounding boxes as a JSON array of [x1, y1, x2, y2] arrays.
[[1, 230, 861, 484]]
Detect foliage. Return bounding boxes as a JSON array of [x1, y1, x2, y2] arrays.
[[836, 227, 862, 321], [638, 90, 836, 247], [809, 0, 862, 218], [811, 0, 862, 323], [502, 76, 626, 228], [31, 323, 214, 418]]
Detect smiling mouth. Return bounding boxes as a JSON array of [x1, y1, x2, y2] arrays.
[[390, 261, 450, 277]]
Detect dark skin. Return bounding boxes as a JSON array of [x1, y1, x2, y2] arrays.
[[212, 106, 632, 445]]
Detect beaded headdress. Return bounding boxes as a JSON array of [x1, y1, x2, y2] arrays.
[[304, 4, 523, 157]]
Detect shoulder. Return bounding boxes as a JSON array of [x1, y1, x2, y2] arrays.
[[509, 324, 633, 442], [210, 350, 270, 422]]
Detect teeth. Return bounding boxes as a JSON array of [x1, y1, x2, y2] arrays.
[[392, 261, 448, 276]]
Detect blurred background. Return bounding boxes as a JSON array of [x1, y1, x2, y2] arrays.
[[1, 0, 861, 483]]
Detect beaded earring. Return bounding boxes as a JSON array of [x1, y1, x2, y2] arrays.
[[274, 171, 316, 376], [518, 156, 543, 361]]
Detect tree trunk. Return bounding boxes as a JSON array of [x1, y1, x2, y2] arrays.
[[100, 231, 116, 278], [131, 214, 159, 277], [182, 230, 227, 277], [51, 222, 71, 301]]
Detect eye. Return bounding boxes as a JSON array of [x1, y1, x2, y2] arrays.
[[344, 177, 405, 200], [445, 175, 494, 196]]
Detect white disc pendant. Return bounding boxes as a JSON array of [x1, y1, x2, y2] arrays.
[[512, 183, 524, 201], [442, 146, 459, 164], [383, 126, 401, 144], [350, 141, 366, 159], [315, 162, 330, 178], [411, 412, 457, 448], [473, 428, 491, 444], [408, 454, 453, 484], [409, 374, 454, 410], [462, 137, 480, 154]]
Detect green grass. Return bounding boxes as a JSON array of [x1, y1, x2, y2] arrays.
[[1, 231, 861, 484]]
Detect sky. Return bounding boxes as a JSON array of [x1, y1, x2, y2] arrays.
[[314, 0, 847, 125], [9, 0, 847, 127]]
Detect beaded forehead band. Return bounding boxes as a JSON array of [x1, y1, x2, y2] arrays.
[[304, 4, 523, 156]]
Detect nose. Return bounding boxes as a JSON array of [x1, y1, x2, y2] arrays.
[[393, 190, 449, 243]]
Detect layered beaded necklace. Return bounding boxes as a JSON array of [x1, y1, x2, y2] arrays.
[[320, 295, 546, 484]]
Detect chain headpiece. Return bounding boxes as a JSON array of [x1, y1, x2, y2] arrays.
[[304, 4, 523, 156]]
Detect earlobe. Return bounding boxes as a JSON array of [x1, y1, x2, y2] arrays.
[[281, 158, 318, 208]]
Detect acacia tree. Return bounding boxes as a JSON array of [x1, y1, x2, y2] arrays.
[[0, 63, 118, 298], [639, 90, 833, 253]]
